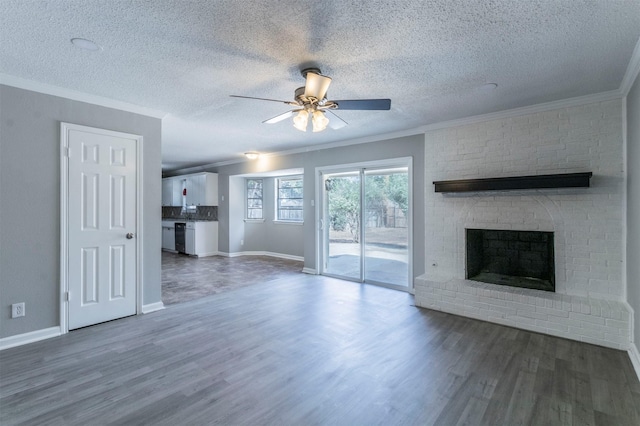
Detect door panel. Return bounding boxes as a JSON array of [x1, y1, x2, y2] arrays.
[[320, 164, 410, 289], [364, 169, 409, 287], [81, 247, 99, 304], [110, 245, 125, 299], [67, 126, 137, 330], [323, 172, 362, 280]]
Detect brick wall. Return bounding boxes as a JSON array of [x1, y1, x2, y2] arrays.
[[417, 99, 630, 349]]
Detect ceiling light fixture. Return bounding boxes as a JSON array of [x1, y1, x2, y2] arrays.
[[231, 68, 391, 133], [293, 110, 309, 132], [70, 38, 102, 51], [312, 110, 329, 132], [244, 151, 260, 160]]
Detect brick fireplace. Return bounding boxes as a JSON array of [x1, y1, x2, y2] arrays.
[[415, 99, 631, 350]]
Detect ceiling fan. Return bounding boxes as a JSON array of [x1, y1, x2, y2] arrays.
[[230, 68, 391, 132]]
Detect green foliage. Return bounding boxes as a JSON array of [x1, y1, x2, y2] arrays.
[[327, 171, 408, 242], [327, 176, 361, 241]]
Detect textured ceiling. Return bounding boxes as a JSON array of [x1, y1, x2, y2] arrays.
[[1, 0, 639, 172]]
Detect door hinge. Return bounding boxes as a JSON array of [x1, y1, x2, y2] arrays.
[[65, 291, 70, 301], [63, 147, 70, 157]]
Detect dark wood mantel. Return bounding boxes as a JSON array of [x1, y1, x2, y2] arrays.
[[433, 172, 593, 193]]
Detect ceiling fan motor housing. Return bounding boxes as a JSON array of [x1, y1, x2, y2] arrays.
[[294, 86, 306, 102], [301, 67, 322, 78]]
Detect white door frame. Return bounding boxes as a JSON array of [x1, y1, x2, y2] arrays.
[[59, 122, 144, 334], [315, 156, 413, 292]]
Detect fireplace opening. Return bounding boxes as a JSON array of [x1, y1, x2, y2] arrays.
[[466, 229, 555, 292]]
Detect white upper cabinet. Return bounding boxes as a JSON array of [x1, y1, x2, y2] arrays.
[[162, 179, 173, 206], [185, 174, 203, 206], [162, 173, 218, 207], [173, 178, 185, 206]]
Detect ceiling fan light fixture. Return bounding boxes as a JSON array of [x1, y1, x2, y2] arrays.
[[312, 110, 329, 132], [231, 66, 390, 133], [293, 110, 309, 132], [303, 71, 332, 100], [244, 151, 260, 160]]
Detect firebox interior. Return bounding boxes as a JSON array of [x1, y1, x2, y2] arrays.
[[466, 229, 555, 292]]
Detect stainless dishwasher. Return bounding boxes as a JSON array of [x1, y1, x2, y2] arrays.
[[175, 222, 186, 253]]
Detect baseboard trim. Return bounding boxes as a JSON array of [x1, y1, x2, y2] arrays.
[[0, 326, 61, 351], [220, 251, 304, 262], [195, 251, 218, 258], [302, 267, 317, 275], [142, 302, 165, 314]]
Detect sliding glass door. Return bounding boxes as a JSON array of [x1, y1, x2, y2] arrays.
[[320, 162, 410, 289], [364, 168, 409, 287], [323, 172, 362, 280]]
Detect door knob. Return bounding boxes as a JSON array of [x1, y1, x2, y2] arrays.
[[126, 233, 134, 239]]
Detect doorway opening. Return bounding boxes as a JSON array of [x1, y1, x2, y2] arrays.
[[319, 159, 412, 291]]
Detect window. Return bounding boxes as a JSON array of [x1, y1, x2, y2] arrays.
[[277, 176, 303, 222], [246, 178, 263, 219]]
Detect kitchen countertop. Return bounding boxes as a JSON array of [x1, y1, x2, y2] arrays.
[[162, 218, 218, 222]]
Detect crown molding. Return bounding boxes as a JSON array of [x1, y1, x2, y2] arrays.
[[170, 89, 625, 174], [418, 90, 623, 134], [167, 127, 425, 174], [0, 74, 167, 119], [620, 36, 640, 96]]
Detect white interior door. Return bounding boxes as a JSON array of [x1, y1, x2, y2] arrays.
[[64, 124, 138, 330]]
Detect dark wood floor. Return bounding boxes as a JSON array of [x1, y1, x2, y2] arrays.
[[2, 272, 639, 425], [162, 252, 303, 305]]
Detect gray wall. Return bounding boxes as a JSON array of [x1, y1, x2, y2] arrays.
[[627, 71, 640, 350], [0, 85, 162, 339], [212, 134, 425, 278], [241, 176, 304, 258]]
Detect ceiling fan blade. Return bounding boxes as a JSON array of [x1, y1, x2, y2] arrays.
[[304, 72, 332, 100], [327, 110, 348, 129], [230, 95, 298, 106], [263, 110, 300, 124], [333, 99, 391, 110]]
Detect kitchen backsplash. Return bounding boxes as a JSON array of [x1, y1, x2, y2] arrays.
[[162, 206, 218, 221]]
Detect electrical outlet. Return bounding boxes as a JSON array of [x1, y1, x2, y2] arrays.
[[240, 239, 244, 246], [12, 302, 25, 318]]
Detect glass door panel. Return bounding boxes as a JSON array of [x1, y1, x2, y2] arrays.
[[364, 168, 409, 287], [324, 172, 362, 281]]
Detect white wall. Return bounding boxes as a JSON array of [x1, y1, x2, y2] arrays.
[[423, 100, 624, 300], [416, 98, 631, 349], [627, 70, 640, 352], [0, 85, 162, 340]]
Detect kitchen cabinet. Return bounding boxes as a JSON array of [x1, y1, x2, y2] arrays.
[[172, 178, 184, 206], [162, 179, 173, 206], [185, 222, 195, 255], [161, 177, 185, 207], [185, 173, 218, 206], [162, 173, 218, 207], [161, 221, 176, 251], [185, 221, 218, 257]]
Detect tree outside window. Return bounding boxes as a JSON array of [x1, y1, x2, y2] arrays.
[[246, 178, 263, 219], [277, 176, 303, 221]]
